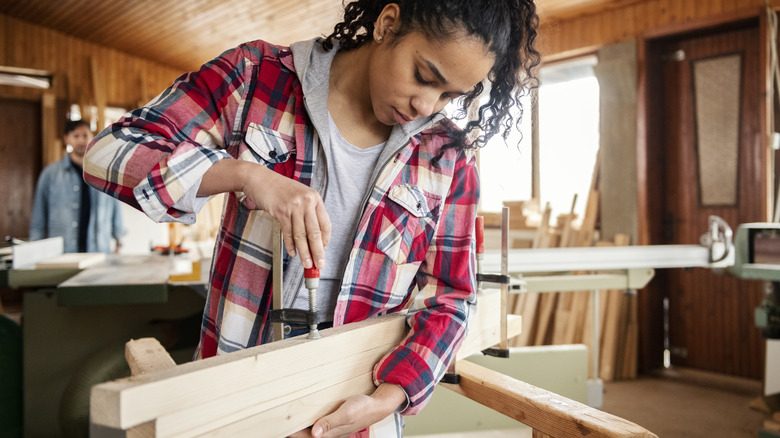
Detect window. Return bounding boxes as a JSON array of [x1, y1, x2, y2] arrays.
[[478, 93, 534, 213], [478, 56, 599, 227], [69, 104, 128, 134], [538, 56, 599, 225]]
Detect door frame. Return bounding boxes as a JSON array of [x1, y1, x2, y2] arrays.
[[636, 9, 773, 374]]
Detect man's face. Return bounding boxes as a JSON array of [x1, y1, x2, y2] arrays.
[[65, 125, 93, 158]]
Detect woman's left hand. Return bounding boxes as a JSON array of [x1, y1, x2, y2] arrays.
[[287, 383, 405, 438]]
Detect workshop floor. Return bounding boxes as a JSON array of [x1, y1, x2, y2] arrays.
[[600, 367, 768, 438], [410, 366, 771, 438]]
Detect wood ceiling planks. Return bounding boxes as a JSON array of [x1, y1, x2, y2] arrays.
[[1, 0, 612, 72]]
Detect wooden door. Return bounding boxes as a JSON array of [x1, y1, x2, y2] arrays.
[[647, 22, 765, 379], [0, 98, 42, 240]]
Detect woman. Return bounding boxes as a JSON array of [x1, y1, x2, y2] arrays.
[[84, 1, 540, 436]]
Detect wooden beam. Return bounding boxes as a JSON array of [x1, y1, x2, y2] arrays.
[[91, 289, 518, 436], [125, 338, 176, 376], [41, 91, 59, 167], [89, 56, 106, 130], [441, 360, 658, 438]]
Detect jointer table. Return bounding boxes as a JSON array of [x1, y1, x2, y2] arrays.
[[7, 252, 207, 438]]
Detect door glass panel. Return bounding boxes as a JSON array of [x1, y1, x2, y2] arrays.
[[692, 54, 741, 206]]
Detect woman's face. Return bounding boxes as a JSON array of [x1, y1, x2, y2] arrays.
[[367, 29, 494, 127]]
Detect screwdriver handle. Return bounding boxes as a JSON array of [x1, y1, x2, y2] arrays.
[[304, 267, 320, 290]]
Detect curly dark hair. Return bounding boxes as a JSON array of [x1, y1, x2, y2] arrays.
[[322, 0, 541, 158]]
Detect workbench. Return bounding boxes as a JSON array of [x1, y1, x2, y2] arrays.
[[5, 250, 207, 438]]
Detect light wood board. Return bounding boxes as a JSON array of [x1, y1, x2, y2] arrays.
[[91, 289, 519, 436], [35, 252, 106, 269], [441, 360, 657, 438]]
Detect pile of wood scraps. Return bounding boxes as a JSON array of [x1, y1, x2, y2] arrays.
[[485, 153, 638, 381], [751, 395, 780, 436]]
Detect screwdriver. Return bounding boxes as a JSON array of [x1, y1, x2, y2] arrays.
[[304, 267, 322, 339]]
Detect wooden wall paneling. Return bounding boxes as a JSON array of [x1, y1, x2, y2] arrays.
[[585, 11, 602, 48], [620, 5, 637, 41], [41, 92, 59, 167], [605, 8, 622, 44], [661, 0, 681, 25], [0, 15, 182, 113], [0, 98, 41, 239], [0, 16, 6, 64], [722, 0, 740, 12], [680, 0, 696, 21], [89, 57, 106, 129], [646, 0, 663, 31], [704, 0, 723, 16], [104, 50, 117, 108]]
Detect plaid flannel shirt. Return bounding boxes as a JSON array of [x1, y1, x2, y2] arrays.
[[85, 39, 478, 420]]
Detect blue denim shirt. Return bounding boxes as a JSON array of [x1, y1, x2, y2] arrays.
[[30, 154, 125, 253]]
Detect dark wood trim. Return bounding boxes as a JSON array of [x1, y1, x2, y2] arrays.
[[760, 7, 774, 222], [542, 45, 601, 65], [641, 6, 763, 40]]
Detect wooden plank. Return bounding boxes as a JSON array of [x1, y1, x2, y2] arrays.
[[531, 203, 555, 346], [35, 252, 106, 269], [620, 290, 639, 379], [510, 201, 552, 347], [125, 338, 176, 377], [124, 338, 176, 438], [11, 236, 64, 268], [441, 360, 658, 438], [89, 56, 106, 129], [90, 289, 518, 433], [41, 91, 59, 167], [598, 234, 630, 381], [91, 313, 407, 429], [533, 293, 558, 345], [564, 291, 589, 344], [551, 194, 582, 345]]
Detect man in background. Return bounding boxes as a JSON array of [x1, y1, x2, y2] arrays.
[[30, 119, 125, 253]]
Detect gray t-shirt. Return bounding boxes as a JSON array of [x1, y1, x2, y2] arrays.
[[291, 113, 385, 319]]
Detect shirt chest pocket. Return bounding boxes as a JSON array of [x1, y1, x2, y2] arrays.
[[376, 184, 442, 265], [242, 123, 292, 167]]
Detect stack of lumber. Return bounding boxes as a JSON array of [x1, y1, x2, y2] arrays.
[[751, 396, 780, 436], [98, 303, 658, 437], [499, 153, 638, 381], [765, 411, 780, 434]]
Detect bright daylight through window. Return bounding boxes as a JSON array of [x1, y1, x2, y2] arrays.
[[478, 56, 599, 228]]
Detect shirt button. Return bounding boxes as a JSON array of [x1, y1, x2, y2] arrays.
[[72, 221, 78, 228], [73, 185, 79, 191], [73, 203, 79, 209]]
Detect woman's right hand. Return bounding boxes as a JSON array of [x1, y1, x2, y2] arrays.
[[199, 160, 331, 270]]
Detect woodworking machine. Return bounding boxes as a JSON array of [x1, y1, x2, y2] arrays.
[[729, 222, 780, 339], [481, 215, 737, 407]]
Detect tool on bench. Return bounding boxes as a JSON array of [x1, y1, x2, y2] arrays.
[[442, 208, 512, 383], [269, 221, 322, 341]]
